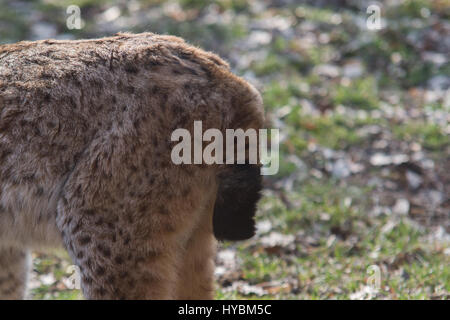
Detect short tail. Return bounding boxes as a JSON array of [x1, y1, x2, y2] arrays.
[[212, 79, 264, 241], [213, 164, 262, 241]]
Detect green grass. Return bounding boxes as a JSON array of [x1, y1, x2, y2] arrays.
[[332, 77, 379, 110], [216, 181, 449, 299], [393, 122, 450, 150]]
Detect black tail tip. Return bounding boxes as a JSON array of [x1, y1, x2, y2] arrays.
[[213, 164, 262, 241]]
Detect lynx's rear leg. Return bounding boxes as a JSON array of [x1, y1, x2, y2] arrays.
[[176, 196, 217, 300], [54, 132, 218, 299], [0, 247, 30, 299], [56, 179, 218, 300], [56, 178, 192, 301], [57, 196, 188, 299]]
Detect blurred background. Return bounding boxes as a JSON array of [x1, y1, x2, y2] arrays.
[[1, 0, 448, 299]]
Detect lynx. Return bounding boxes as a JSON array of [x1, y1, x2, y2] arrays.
[[0, 32, 264, 299]]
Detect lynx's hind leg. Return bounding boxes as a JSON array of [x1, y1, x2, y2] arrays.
[[57, 185, 216, 299], [0, 247, 30, 300], [55, 130, 218, 299], [58, 203, 184, 300], [56, 173, 184, 299], [176, 195, 217, 300]]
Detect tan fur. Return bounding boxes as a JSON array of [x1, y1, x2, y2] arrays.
[[0, 32, 264, 299]]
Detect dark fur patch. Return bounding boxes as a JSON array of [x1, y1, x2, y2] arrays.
[[213, 164, 262, 241]]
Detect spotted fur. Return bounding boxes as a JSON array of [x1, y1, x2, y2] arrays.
[[0, 32, 264, 299]]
